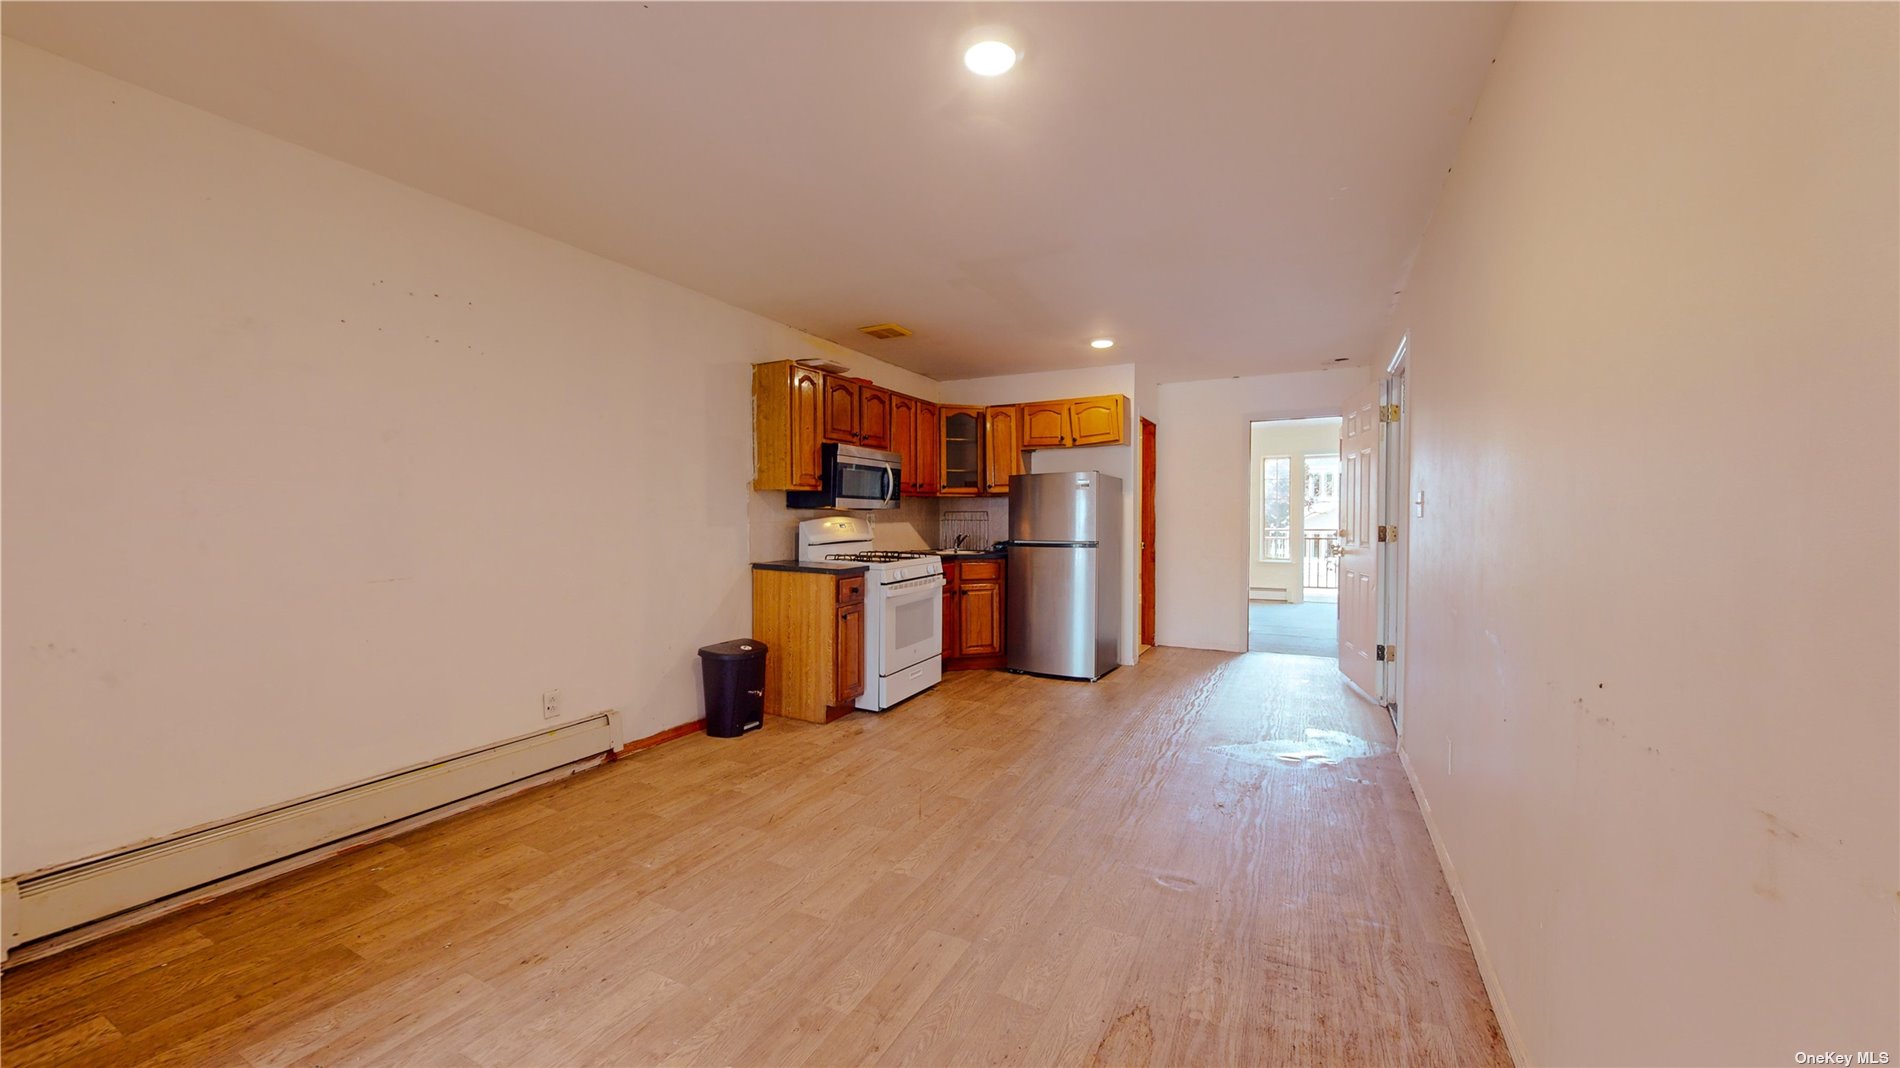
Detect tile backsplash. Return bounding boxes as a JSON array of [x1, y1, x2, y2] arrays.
[[746, 493, 1012, 560], [747, 492, 943, 561], [938, 498, 1009, 550]]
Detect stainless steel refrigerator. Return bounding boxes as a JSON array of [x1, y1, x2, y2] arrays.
[[1006, 471, 1123, 680]]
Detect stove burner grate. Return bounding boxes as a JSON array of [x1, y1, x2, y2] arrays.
[[824, 550, 937, 563]]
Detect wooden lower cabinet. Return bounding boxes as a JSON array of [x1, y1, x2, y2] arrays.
[[752, 567, 866, 723], [836, 599, 865, 706], [943, 557, 1006, 671]]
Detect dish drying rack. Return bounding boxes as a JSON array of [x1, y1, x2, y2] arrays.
[[938, 510, 991, 552]]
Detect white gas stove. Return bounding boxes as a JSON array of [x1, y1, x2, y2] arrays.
[[797, 517, 944, 711]]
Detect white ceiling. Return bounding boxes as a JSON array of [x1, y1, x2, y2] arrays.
[[1, 2, 1510, 383]]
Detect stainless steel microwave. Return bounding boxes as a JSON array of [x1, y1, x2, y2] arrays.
[[786, 443, 902, 510]]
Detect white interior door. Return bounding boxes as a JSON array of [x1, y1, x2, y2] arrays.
[[1338, 382, 1382, 698]]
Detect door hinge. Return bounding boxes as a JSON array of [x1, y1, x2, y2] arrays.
[[1376, 644, 1397, 663], [1376, 524, 1399, 543], [1380, 403, 1401, 423]]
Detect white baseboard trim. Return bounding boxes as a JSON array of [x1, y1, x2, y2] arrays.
[[1396, 745, 1528, 1067], [2, 713, 616, 960]]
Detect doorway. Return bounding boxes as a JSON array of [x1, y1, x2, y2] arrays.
[[1140, 417, 1157, 650], [1246, 416, 1343, 657]]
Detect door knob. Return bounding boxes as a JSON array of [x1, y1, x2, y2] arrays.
[[1330, 544, 1348, 556]]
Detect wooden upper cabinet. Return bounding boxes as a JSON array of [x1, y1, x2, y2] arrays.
[[752, 361, 825, 491], [984, 406, 1024, 495], [759, 361, 1126, 495], [939, 406, 984, 496], [1068, 395, 1126, 446], [858, 385, 892, 450], [1017, 395, 1127, 449], [823, 377, 861, 444], [1020, 401, 1072, 448], [890, 393, 917, 489], [916, 402, 941, 496], [891, 394, 940, 497]]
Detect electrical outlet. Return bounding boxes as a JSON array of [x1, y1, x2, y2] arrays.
[[541, 689, 561, 720]]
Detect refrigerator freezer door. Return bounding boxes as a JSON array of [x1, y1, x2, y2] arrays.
[[1007, 543, 1099, 678], [1009, 472, 1102, 544]]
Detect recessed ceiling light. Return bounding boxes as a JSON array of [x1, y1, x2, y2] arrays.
[[1090, 338, 1116, 350], [964, 41, 1018, 77]]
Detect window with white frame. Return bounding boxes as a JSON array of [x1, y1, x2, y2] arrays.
[[1260, 456, 1292, 561], [1304, 454, 1340, 535]]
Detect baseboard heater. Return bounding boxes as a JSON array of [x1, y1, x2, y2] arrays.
[[1, 712, 615, 956]]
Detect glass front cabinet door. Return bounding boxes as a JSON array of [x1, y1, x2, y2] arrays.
[[939, 406, 983, 495]]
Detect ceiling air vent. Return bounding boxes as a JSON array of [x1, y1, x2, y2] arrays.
[[857, 323, 913, 340]]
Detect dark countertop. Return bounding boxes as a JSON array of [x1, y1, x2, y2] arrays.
[[751, 560, 869, 577], [935, 549, 1006, 561]]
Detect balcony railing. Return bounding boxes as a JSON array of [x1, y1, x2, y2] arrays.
[[1261, 530, 1341, 590], [1303, 532, 1339, 589]]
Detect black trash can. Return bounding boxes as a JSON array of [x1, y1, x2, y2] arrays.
[[698, 639, 767, 738]]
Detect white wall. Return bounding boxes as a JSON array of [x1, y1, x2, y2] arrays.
[[1377, 4, 1899, 1064], [0, 41, 929, 877], [938, 365, 1137, 411], [940, 365, 1142, 664], [1154, 368, 1369, 652], [1246, 418, 1341, 601]]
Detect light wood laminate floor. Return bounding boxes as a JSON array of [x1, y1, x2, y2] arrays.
[[0, 649, 1508, 1067]]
